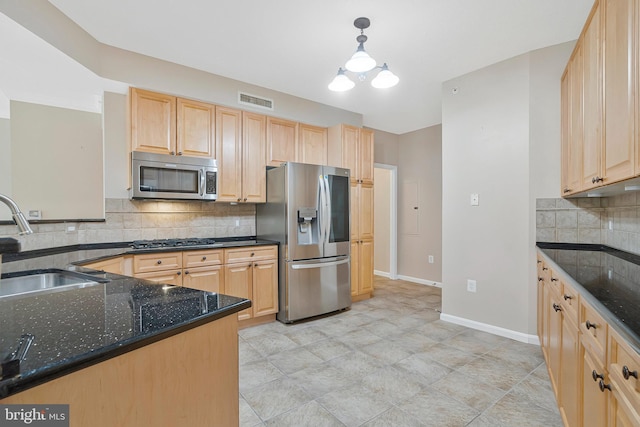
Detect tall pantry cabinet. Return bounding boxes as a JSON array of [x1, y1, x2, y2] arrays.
[[328, 124, 374, 300]]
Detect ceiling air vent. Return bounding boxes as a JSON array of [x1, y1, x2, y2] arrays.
[[238, 92, 274, 111]]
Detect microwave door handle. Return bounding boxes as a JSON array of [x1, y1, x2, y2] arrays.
[[324, 176, 331, 244], [199, 169, 205, 196]]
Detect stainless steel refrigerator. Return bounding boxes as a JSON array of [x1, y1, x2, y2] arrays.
[[256, 162, 351, 323]]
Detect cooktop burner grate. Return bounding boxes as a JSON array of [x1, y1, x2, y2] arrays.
[[130, 238, 218, 249]]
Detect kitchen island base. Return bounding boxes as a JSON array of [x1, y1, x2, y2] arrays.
[[1, 314, 239, 427]]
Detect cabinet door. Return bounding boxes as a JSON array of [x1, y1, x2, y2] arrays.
[[350, 241, 359, 296], [359, 239, 374, 294], [561, 70, 572, 195], [350, 182, 359, 240], [559, 315, 580, 427], [548, 290, 562, 396], [298, 124, 327, 165], [215, 106, 243, 202], [342, 125, 359, 183], [582, 4, 604, 189], [242, 112, 267, 203], [583, 347, 608, 427], [252, 259, 278, 317], [225, 263, 252, 320], [359, 183, 374, 241], [177, 98, 215, 158], [266, 117, 297, 167], [183, 266, 223, 293], [136, 270, 183, 287], [130, 88, 176, 155], [359, 129, 374, 185], [569, 48, 584, 193], [603, 0, 635, 183]]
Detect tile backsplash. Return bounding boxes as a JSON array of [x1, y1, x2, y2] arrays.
[[537, 192, 640, 256], [0, 198, 256, 252]]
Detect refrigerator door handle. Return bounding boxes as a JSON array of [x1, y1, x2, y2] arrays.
[[291, 258, 349, 269], [323, 175, 331, 244], [318, 174, 326, 245]]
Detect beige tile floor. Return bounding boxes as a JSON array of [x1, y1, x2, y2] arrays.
[[239, 276, 562, 427]]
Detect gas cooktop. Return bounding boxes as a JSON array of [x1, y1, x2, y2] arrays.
[[130, 238, 219, 250]]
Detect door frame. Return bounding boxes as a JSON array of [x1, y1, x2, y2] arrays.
[[374, 163, 398, 280]]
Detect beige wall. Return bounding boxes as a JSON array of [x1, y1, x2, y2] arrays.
[[441, 42, 573, 339], [10, 101, 104, 220], [373, 168, 391, 274], [372, 124, 443, 284], [0, 118, 10, 200]]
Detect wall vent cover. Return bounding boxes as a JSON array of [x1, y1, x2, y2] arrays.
[[238, 92, 274, 111]]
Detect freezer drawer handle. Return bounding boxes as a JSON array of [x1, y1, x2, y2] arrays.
[[291, 259, 349, 269]]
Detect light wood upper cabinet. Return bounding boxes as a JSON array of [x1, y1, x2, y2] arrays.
[[298, 123, 327, 165], [131, 88, 215, 158], [215, 108, 266, 203], [359, 129, 374, 185], [561, 0, 640, 196], [243, 112, 267, 203], [266, 117, 297, 167], [177, 98, 215, 157], [582, 2, 603, 190], [130, 88, 176, 155], [215, 107, 243, 202]]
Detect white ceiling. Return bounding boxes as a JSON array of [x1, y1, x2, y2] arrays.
[[47, 0, 593, 134]]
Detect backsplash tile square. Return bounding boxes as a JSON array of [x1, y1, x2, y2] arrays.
[[537, 193, 640, 256], [1, 198, 257, 252]]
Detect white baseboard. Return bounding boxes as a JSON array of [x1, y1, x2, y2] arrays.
[[440, 313, 540, 345], [374, 270, 390, 278], [396, 274, 442, 288]]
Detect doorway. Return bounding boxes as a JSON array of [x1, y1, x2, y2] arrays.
[[373, 163, 397, 279]]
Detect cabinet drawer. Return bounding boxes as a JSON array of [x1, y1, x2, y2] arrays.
[[133, 252, 183, 274], [224, 246, 277, 264], [183, 249, 223, 269], [580, 300, 607, 363], [560, 280, 579, 324], [136, 269, 183, 286], [609, 329, 640, 407]]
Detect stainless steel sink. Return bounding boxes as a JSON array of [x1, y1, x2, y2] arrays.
[[0, 269, 109, 299]]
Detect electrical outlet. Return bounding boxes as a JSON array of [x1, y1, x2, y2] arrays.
[[470, 194, 479, 206], [235, 219, 240, 227], [428, 255, 434, 264], [467, 279, 477, 292], [608, 220, 613, 230]]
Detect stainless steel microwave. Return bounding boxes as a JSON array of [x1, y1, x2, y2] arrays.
[[131, 151, 217, 201]]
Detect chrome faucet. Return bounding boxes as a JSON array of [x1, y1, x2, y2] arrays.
[[0, 193, 33, 235]]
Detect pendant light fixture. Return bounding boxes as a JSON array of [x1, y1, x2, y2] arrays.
[[328, 17, 399, 92]]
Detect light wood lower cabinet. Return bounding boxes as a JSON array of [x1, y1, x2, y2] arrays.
[[0, 314, 240, 427], [537, 252, 640, 427], [87, 245, 278, 325]]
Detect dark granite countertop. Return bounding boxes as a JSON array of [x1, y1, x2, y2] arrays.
[[0, 271, 251, 398], [1, 236, 278, 274], [0, 236, 273, 398], [537, 242, 640, 353], [0, 238, 20, 255]]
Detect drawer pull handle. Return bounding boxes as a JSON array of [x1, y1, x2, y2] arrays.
[[157, 260, 162, 265], [537, 260, 542, 264], [592, 370, 604, 382], [202, 256, 207, 261], [184, 271, 189, 275], [542, 267, 548, 271], [251, 252, 255, 257], [585, 320, 597, 330], [176, 271, 181, 276], [622, 366, 638, 380], [598, 380, 611, 393], [538, 277, 544, 282], [563, 294, 572, 301], [553, 303, 562, 312], [550, 277, 558, 282]]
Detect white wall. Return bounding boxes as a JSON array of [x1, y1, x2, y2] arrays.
[[441, 42, 573, 339]]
